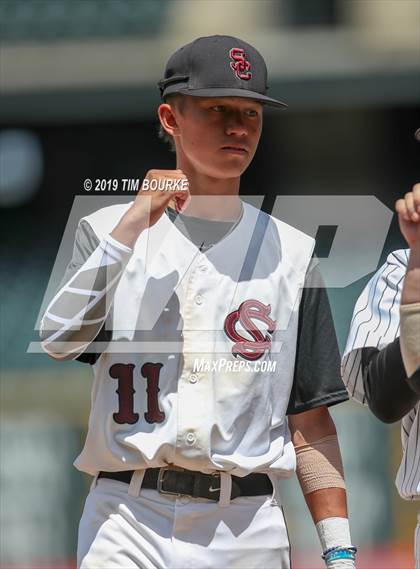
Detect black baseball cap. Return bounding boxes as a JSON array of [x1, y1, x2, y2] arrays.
[[158, 35, 287, 109]]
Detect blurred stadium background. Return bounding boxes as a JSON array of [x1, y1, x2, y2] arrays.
[[0, 1, 419, 567]]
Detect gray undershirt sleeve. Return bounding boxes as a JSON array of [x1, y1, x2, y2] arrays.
[[40, 219, 132, 361]]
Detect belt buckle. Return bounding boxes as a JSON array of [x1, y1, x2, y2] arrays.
[[157, 468, 182, 497]]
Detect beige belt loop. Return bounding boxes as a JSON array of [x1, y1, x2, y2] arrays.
[[128, 470, 145, 498], [90, 473, 99, 490], [268, 473, 281, 506], [218, 472, 232, 507]]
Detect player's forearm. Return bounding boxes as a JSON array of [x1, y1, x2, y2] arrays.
[[399, 244, 420, 379], [393, 187, 420, 387], [290, 413, 348, 522], [401, 243, 420, 305], [289, 408, 348, 520], [299, 463, 354, 569], [110, 210, 147, 249], [290, 407, 355, 567], [40, 235, 132, 360], [304, 488, 347, 523]]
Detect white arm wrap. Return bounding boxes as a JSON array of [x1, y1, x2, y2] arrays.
[[316, 517, 352, 551], [316, 517, 355, 568]]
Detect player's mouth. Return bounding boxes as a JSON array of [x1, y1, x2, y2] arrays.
[[220, 145, 248, 154]]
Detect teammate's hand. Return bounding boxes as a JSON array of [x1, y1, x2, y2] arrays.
[[111, 169, 190, 247], [395, 183, 420, 248]]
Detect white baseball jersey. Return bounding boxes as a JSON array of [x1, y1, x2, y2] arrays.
[[342, 249, 419, 500], [42, 201, 315, 478]]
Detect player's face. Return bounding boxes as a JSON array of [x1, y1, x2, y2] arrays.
[[173, 96, 263, 179]]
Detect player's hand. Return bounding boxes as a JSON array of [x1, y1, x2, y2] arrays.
[[135, 169, 191, 222], [395, 183, 420, 248], [111, 169, 190, 247]]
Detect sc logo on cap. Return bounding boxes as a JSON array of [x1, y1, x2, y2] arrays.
[[229, 48, 252, 81]]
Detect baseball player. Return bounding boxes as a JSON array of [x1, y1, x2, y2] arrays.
[[40, 36, 356, 568], [342, 186, 420, 568]]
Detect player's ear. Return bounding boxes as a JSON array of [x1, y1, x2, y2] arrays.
[[158, 103, 180, 138]]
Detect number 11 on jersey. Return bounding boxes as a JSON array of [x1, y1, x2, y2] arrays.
[[109, 362, 165, 424]]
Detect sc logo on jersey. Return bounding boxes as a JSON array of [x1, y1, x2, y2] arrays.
[[224, 299, 276, 361]]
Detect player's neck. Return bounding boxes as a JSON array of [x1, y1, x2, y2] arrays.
[[180, 194, 243, 221], [175, 164, 242, 221]]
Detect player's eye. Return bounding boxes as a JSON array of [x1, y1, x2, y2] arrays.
[[245, 109, 259, 117], [211, 105, 226, 112]]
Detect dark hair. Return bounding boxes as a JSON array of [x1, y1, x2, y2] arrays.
[[157, 123, 176, 152], [157, 94, 185, 152]]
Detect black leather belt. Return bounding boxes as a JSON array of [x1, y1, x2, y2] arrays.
[[98, 468, 272, 501]]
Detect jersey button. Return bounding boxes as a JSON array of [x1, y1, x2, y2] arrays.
[[189, 374, 198, 384], [186, 432, 196, 445], [195, 295, 203, 305]]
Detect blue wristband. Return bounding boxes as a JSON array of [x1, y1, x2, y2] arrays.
[[322, 546, 357, 564]]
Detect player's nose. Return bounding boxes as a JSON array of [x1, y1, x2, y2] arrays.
[[225, 111, 248, 137]]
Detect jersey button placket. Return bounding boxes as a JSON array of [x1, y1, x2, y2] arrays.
[[175, 259, 210, 462], [186, 432, 196, 445]]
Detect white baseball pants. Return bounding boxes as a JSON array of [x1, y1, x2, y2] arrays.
[[77, 473, 291, 569]]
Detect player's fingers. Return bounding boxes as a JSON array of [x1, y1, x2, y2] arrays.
[[162, 177, 190, 206], [412, 183, 420, 213], [146, 168, 186, 179], [174, 192, 191, 213], [141, 169, 188, 190], [404, 192, 419, 222], [164, 169, 188, 181], [141, 172, 189, 204], [163, 178, 191, 213], [395, 198, 410, 222], [169, 167, 190, 211]]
